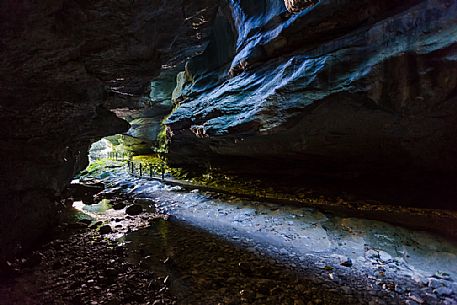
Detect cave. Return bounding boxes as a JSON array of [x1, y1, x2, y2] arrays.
[[1, 0, 457, 304]]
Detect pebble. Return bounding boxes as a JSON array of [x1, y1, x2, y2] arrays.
[[239, 289, 255, 302], [429, 278, 444, 289], [378, 251, 392, 262], [340, 258, 353, 267], [365, 249, 379, 259], [434, 287, 453, 297], [443, 298, 457, 305], [79, 219, 92, 226], [238, 262, 251, 274], [434, 272, 452, 280], [407, 294, 424, 304], [99, 225, 112, 235], [112, 202, 126, 210]]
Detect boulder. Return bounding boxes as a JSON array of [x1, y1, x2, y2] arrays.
[[99, 225, 113, 235], [65, 182, 105, 205], [112, 201, 127, 211], [125, 204, 143, 216]]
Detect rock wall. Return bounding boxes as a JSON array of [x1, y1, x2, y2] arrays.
[[166, 0, 457, 179], [0, 0, 219, 261], [1, 0, 457, 260]]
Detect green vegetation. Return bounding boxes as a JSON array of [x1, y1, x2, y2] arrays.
[[131, 154, 191, 179], [78, 158, 125, 180], [155, 110, 174, 155], [155, 126, 168, 154], [131, 154, 275, 198], [79, 154, 333, 211]]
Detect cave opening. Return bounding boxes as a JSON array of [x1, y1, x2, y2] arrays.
[[2, 0, 457, 304], [66, 131, 457, 305]]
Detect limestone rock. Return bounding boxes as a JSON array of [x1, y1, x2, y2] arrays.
[[166, 0, 457, 181], [285, 0, 319, 13], [0, 0, 220, 261], [99, 225, 112, 235], [126, 204, 143, 216]]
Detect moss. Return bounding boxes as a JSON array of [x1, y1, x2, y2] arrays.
[[79, 158, 125, 180], [131, 154, 201, 181], [153, 107, 176, 156], [156, 125, 168, 154], [85, 159, 110, 174]]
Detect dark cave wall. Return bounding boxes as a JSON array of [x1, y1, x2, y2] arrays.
[[0, 0, 220, 261], [0, 0, 457, 261]]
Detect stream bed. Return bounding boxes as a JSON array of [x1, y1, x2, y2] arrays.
[[74, 163, 457, 305]]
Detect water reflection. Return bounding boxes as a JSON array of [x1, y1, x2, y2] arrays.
[[120, 219, 357, 304]]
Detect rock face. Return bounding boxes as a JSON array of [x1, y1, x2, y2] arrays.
[[285, 0, 319, 13], [1, 0, 457, 260], [0, 0, 219, 260], [166, 0, 457, 179]]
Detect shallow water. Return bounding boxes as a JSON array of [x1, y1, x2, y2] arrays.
[[120, 219, 360, 304], [75, 167, 457, 304], [119, 177, 457, 279]]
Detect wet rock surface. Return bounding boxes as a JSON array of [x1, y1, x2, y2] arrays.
[[0, 0, 220, 260], [68, 162, 457, 304], [66, 182, 105, 205], [123, 218, 365, 305], [0, 220, 175, 305], [126, 204, 144, 216], [3, 161, 457, 304], [2, 1, 457, 295], [166, 0, 457, 178]]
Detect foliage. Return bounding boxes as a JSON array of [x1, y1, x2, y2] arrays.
[[79, 158, 125, 180]]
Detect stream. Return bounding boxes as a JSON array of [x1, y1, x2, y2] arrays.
[[74, 163, 457, 305]]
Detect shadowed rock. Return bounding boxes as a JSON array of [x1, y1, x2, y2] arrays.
[[166, 0, 457, 180], [0, 0, 220, 261]]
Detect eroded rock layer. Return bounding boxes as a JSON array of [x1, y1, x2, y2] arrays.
[[166, 0, 457, 179], [1, 0, 457, 260]]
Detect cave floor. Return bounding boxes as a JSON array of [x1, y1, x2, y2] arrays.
[[0, 220, 175, 305], [83, 162, 457, 304], [2, 161, 457, 305]]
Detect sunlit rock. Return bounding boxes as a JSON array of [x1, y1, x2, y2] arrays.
[[89, 139, 113, 162], [2, 0, 457, 264], [284, 0, 318, 13]]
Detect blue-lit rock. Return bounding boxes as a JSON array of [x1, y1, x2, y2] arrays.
[[166, 0, 457, 177]]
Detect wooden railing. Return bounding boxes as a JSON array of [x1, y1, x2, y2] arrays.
[[108, 152, 129, 161], [127, 160, 166, 180]]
